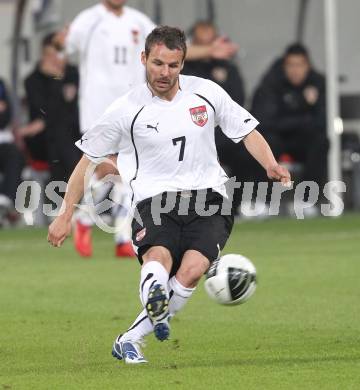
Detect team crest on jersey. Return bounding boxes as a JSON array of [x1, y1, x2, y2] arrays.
[[189, 105, 208, 127], [136, 228, 146, 242]]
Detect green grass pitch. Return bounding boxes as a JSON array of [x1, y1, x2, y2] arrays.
[[1, 215, 360, 389]]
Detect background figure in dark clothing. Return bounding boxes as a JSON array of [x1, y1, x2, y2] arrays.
[[0, 78, 24, 223], [22, 33, 81, 183], [183, 21, 245, 105], [183, 21, 262, 215], [252, 43, 328, 196]]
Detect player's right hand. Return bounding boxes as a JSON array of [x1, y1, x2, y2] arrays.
[[211, 36, 239, 59], [47, 216, 72, 248], [52, 26, 69, 50]]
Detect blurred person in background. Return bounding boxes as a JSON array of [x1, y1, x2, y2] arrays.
[[21, 33, 81, 183], [183, 20, 245, 105], [0, 79, 24, 226], [53, 0, 239, 258], [183, 21, 265, 216], [252, 43, 328, 215]]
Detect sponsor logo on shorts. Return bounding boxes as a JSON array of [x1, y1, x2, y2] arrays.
[[136, 227, 146, 242]]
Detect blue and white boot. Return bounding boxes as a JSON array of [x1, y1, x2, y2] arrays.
[[112, 334, 148, 364], [146, 284, 170, 341]]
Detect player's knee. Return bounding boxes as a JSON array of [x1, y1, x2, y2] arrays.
[[176, 264, 205, 288], [142, 246, 172, 272]]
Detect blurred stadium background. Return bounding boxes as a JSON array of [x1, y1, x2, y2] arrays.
[[2, 0, 360, 98], [0, 1, 359, 389], [1, 0, 360, 214]]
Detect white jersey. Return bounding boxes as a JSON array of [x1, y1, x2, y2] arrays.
[[66, 3, 155, 132], [76, 75, 259, 204]]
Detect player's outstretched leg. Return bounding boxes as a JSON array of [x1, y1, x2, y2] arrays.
[[140, 260, 170, 341], [73, 173, 108, 257], [147, 275, 195, 340], [113, 206, 136, 258], [112, 334, 148, 364], [112, 310, 153, 364], [112, 183, 136, 258], [74, 218, 93, 257], [146, 283, 170, 341], [74, 166, 115, 257], [112, 276, 194, 363]]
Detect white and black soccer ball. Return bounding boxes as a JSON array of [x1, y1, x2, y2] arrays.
[[204, 254, 257, 305]]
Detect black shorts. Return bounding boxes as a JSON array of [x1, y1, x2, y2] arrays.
[[132, 189, 234, 276]]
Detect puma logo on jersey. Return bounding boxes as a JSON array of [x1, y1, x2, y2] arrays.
[[80, 137, 88, 145], [244, 118, 251, 123], [147, 123, 159, 132]]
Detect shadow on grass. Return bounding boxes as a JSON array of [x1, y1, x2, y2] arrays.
[[159, 354, 360, 370], [4, 353, 360, 379]]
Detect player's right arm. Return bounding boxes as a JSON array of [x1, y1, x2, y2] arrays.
[[47, 155, 95, 247], [186, 36, 239, 61], [52, 25, 69, 51], [53, 8, 95, 57]]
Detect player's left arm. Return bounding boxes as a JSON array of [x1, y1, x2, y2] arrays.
[[243, 129, 291, 186]]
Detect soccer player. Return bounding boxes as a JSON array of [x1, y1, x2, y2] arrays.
[[48, 26, 290, 364], [56, 0, 239, 258]]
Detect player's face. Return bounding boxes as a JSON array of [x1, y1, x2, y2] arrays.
[[103, 0, 126, 10], [284, 54, 310, 86], [193, 25, 217, 45], [42, 45, 65, 69], [142, 44, 184, 99]]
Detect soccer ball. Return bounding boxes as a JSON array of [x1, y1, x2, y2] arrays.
[[204, 254, 257, 305]]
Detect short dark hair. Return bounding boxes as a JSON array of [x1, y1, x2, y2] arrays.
[[145, 26, 187, 61], [284, 43, 310, 60], [42, 32, 57, 49]]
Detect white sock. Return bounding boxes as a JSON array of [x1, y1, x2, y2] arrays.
[[168, 276, 195, 317], [121, 309, 153, 342], [111, 182, 132, 244], [139, 261, 169, 307], [114, 211, 132, 244], [75, 202, 94, 226], [121, 277, 195, 343]]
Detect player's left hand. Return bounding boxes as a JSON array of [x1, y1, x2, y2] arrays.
[[266, 164, 292, 187]]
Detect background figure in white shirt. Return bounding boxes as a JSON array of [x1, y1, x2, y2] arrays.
[[55, 0, 239, 258], [48, 26, 291, 364], [55, 0, 156, 258]]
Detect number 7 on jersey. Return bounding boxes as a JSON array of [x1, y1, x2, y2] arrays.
[[172, 136, 186, 161]]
